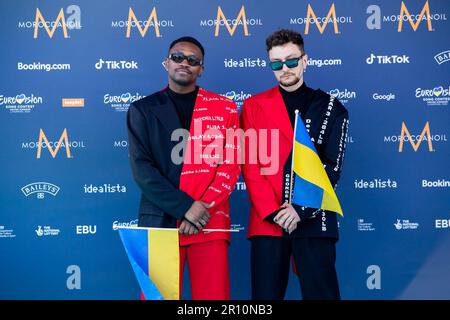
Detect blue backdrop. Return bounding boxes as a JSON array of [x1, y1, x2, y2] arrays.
[[1, 0, 449, 299]]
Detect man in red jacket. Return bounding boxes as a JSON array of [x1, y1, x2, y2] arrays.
[[127, 36, 240, 299], [241, 29, 349, 300]]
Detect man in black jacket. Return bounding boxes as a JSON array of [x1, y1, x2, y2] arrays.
[[241, 29, 349, 300]]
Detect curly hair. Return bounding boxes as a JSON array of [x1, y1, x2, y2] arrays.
[[266, 29, 304, 53]]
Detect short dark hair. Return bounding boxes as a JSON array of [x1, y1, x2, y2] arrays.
[[169, 36, 205, 57], [266, 29, 304, 53]]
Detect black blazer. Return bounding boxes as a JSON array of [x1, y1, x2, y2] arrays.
[[127, 89, 194, 228]]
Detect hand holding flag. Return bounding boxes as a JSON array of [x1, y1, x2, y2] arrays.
[[290, 110, 343, 216]]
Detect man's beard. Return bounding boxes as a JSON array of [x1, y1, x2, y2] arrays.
[[279, 74, 300, 87], [170, 68, 195, 86]]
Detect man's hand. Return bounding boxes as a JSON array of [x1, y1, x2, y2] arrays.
[[179, 201, 214, 235], [274, 202, 301, 234]]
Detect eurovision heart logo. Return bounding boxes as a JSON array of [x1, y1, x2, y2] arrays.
[[225, 91, 235, 100], [16, 94, 26, 104], [121, 92, 131, 103], [329, 89, 339, 97], [433, 86, 443, 97]]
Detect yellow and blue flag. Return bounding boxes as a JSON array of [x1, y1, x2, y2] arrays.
[[291, 111, 343, 216], [118, 227, 179, 300]]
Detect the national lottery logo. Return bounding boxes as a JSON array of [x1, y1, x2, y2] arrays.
[[104, 92, 144, 112], [394, 219, 419, 230], [35, 225, 61, 237], [221, 90, 251, 110], [0, 93, 43, 113], [21, 182, 60, 199], [328, 89, 356, 105], [415, 86, 450, 106]]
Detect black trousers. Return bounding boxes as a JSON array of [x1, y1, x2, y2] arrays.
[[251, 236, 341, 300]]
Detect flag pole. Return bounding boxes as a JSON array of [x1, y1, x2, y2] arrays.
[[289, 109, 300, 204]]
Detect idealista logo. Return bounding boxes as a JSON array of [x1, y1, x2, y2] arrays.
[[366, 1, 446, 31], [366, 54, 410, 64], [201, 5, 262, 36], [21, 128, 86, 159], [383, 122, 447, 152], [0, 93, 43, 113], [111, 7, 174, 38], [83, 184, 127, 194], [104, 92, 143, 112], [95, 59, 138, 70], [221, 90, 251, 111], [18, 6, 82, 38], [35, 225, 61, 237], [415, 85, 450, 106], [434, 50, 450, 65], [21, 182, 60, 199], [328, 89, 356, 105], [290, 3, 352, 34], [394, 219, 419, 230], [223, 57, 266, 68], [354, 178, 398, 189], [112, 219, 138, 231]]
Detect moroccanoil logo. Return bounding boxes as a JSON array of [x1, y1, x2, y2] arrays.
[[200, 6, 262, 36], [21, 129, 85, 159], [398, 1, 432, 32], [293, 3, 352, 35], [216, 6, 248, 36], [37, 128, 71, 158], [126, 7, 160, 37], [399, 122, 434, 152], [24, 6, 82, 38], [384, 122, 447, 151]]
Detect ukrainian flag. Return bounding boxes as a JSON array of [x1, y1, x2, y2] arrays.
[[291, 110, 343, 216], [118, 227, 179, 300]]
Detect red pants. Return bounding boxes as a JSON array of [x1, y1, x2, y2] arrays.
[[180, 239, 230, 300]]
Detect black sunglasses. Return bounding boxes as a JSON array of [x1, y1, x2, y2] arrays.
[[168, 52, 203, 66], [269, 54, 305, 71]]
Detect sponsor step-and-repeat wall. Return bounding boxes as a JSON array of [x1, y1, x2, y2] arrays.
[[0, 0, 449, 299]]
